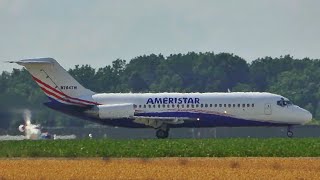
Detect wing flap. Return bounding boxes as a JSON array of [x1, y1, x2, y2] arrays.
[[133, 116, 194, 121]]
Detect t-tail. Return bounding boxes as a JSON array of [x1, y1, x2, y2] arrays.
[[10, 58, 98, 106]]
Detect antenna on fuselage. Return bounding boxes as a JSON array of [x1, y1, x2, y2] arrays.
[[227, 89, 231, 93]]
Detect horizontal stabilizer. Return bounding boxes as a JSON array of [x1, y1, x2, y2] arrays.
[[6, 58, 55, 65]]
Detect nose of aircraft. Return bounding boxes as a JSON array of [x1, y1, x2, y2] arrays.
[[300, 109, 312, 124]]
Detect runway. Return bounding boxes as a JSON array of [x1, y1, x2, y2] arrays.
[[0, 135, 76, 141], [0, 157, 319, 179]]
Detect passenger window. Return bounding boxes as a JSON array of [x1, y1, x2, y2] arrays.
[[177, 104, 180, 108], [187, 104, 190, 108], [172, 104, 175, 108], [134, 104, 137, 108], [201, 104, 204, 108], [242, 104, 245, 108], [205, 104, 208, 107], [153, 105, 156, 108], [167, 105, 170, 108], [219, 104, 222, 107], [252, 103, 254, 107], [210, 104, 213, 107], [139, 105, 142, 108], [238, 104, 240, 107], [233, 104, 235, 108], [162, 104, 165, 108], [191, 104, 194, 108], [228, 104, 231, 108], [196, 104, 199, 108], [247, 104, 250, 107], [215, 104, 217, 107], [144, 105, 146, 108], [149, 105, 151, 108], [224, 104, 226, 107], [181, 104, 184, 108]]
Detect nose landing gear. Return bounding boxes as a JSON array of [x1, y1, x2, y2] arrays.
[[287, 126, 293, 138]]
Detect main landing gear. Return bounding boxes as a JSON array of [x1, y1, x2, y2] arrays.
[[287, 126, 293, 138], [156, 125, 170, 139], [156, 129, 169, 139]]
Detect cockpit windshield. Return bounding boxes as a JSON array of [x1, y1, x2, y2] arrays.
[[277, 98, 292, 107]]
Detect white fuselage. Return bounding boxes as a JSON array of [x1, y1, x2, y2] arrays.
[[89, 92, 312, 126]]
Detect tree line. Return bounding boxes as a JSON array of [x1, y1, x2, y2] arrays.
[[0, 52, 319, 128]]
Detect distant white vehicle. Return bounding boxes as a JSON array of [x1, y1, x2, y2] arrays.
[[18, 109, 52, 140], [11, 58, 312, 138]]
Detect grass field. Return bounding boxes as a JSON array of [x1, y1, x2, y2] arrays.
[[1, 138, 320, 157]]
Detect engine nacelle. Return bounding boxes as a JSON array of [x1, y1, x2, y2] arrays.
[[87, 103, 135, 119], [18, 125, 25, 132]]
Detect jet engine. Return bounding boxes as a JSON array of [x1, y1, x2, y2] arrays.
[[18, 125, 25, 132], [86, 103, 135, 119]]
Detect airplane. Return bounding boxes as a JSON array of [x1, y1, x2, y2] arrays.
[[10, 58, 312, 138], [18, 109, 52, 140]]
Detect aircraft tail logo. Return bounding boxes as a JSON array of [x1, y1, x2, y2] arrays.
[[11, 58, 98, 106]]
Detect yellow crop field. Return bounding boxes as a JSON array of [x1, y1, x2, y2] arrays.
[[0, 158, 320, 179]]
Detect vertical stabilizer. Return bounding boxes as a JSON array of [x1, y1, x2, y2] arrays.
[[13, 58, 97, 106]]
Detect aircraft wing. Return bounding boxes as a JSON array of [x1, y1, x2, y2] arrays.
[[134, 116, 195, 121], [133, 114, 197, 128]]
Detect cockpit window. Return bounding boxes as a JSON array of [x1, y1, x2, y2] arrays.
[[285, 100, 292, 105], [277, 98, 292, 107]]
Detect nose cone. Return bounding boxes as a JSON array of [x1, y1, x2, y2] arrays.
[[300, 109, 312, 124]]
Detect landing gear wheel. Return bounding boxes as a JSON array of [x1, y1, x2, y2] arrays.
[[287, 131, 293, 138], [156, 129, 169, 139], [287, 126, 294, 138]]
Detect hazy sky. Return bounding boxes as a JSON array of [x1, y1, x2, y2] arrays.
[[1, 0, 319, 72]]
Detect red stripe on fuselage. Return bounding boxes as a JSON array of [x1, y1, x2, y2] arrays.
[[40, 87, 88, 106], [32, 76, 100, 105]]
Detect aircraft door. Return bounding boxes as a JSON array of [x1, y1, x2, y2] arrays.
[[264, 103, 272, 115]]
